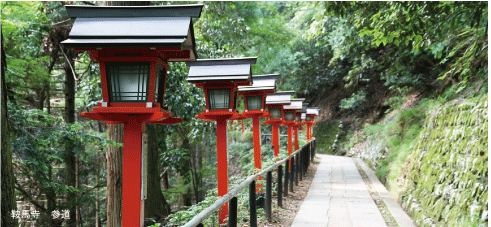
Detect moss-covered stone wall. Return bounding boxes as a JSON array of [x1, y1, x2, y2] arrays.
[[313, 121, 340, 154], [403, 95, 488, 226]]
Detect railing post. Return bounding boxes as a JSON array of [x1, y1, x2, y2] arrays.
[[305, 145, 309, 171], [309, 141, 313, 163], [229, 197, 238, 227], [289, 157, 294, 192], [298, 152, 303, 181], [292, 156, 296, 187], [312, 140, 315, 160], [265, 171, 272, 220], [295, 153, 299, 185], [284, 159, 289, 197], [277, 165, 283, 208], [249, 181, 257, 227], [304, 146, 307, 174]]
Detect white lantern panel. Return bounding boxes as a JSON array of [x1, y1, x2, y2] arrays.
[[107, 63, 150, 102]]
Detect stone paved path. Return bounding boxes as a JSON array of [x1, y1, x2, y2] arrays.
[[291, 154, 389, 227]]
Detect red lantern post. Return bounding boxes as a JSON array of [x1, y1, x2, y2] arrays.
[[294, 103, 308, 150], [61, 5, 202, 227], [305, 108, 319, 141], [237, 74, 279, 192], [186, 57, 257, 224], [264, 91, 294, 160], [282, 98, 303, 170]]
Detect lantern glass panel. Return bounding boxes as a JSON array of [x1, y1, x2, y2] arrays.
[[107, 62, 150, 102], [269, 108, 281, 119], [247, 96, 262, 110], [295, 114, 300, 122], [285, 112, 294, 121], [208, 89, 231, 110], [306, 116, 311, 121]]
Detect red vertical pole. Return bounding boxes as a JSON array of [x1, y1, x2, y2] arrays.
[[310, 124, 312, 140], [294, 125, 299, 151], [272, 123, 279, 159], [307, 124, 310, 141], [242, 124, 244, 134], [216, 118, 229, 224], [122, 120, 143, 227], [287, 124, 292, 170], [252, 116, 262, 192]]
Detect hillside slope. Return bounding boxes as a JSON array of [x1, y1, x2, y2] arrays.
[[332, 87, 488, 227], [402, 95, 487, 226]]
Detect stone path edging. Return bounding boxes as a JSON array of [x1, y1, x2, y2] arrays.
[[355, 158, 416, 227]]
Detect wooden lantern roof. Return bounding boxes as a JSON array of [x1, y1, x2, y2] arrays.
[[298, 102, 309, 113], [301, 112, 306, 120], [186, 57, 257, 87], [60, 4, 203, 61], [306, 108, 319, 115], [265, 91, 294, 105], [237, 74, 279, 93], [284, 98, 305, 110]]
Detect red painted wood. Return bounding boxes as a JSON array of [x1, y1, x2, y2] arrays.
[[272, 122, 279, 159], [81, 112, 166, 123], [92, 106, 163, 113], [216, 118, 229, 224], [122, 120, 143, 227], [252, 115, 262, 192], [147, 62, 157, 103], [97, 56, 160, 62], [204, 89, 210, 110], [97, 102, 160, 108], [99, 62, 109, 102], [294, 125, 299, 151], [161, 68, 168, 105], [229, 88, 234, 110], [288, 124, 292, 171]]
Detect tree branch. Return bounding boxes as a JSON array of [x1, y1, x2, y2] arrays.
[[14, 183, 47, 212]]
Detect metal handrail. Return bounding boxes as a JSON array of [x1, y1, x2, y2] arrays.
[[182, 138, 316, 227]]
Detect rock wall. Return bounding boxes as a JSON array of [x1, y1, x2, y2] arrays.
[[403, 95, 488, 226]]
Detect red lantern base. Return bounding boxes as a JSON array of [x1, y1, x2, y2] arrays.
[[263, 119, 283, 161], [81, 103, 181, 227], [195, 109, 241, 224]]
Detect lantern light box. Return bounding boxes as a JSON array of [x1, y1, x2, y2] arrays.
[[187, 57, 257, 116], [61, 4, 203, 227], [265, 91, 294, 119], [282, 98, 304, 161], [305, 107, 320, 141], [186, 57, 256, 224], [264, 90, 294, 159], [237, 74, 279, 193]]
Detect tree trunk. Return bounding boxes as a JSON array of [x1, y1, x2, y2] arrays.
[[178, 137, 193, 207], [144, 124, 170, 224], [1, 28, 19, 227], [106, 124, 123, 227], [64, 54, 77, 227]]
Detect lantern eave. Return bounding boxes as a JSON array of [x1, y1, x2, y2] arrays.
[[65, 4, 204, 18]]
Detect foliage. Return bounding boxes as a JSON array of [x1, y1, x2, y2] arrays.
[[8, 103, 109, 225], [286, 1, 488, 114], [339, 90, 367, 114]]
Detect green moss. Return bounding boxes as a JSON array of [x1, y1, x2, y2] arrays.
[[312, 121, 340, 154], [378, 95, 487, 225]]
